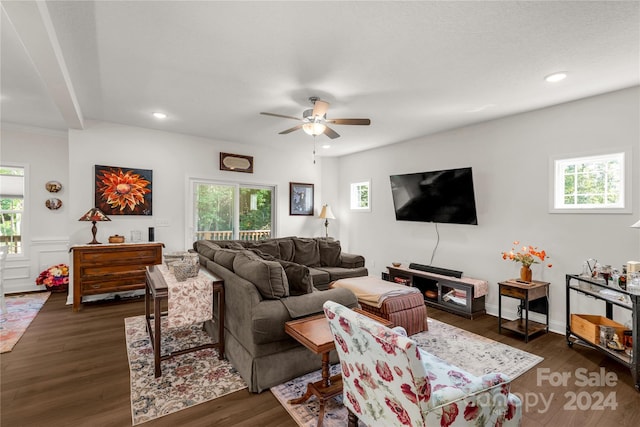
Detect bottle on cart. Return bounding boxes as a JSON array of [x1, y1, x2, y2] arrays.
[[619, 266, 627, 290]]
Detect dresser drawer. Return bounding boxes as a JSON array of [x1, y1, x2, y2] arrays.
[[82, 277, 145, 293], [76, 246, 162, 266]]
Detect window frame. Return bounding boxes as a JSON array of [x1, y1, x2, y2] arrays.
[[350, 180, 371, 212], [0, 163, 29, 258], [548, 147, 632, 214], [186, 177, 277, 247]]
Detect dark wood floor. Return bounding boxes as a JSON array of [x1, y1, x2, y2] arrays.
[[1, 293, 638, 426]]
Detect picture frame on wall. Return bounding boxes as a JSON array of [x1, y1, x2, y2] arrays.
[[95, 165, 153, 215], [219, 152, 254, 173], [289, 182, 314, 216]]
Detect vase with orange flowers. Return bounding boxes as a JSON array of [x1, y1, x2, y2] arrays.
[[501, 241, 552, 282]]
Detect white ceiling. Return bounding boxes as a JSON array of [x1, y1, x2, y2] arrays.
[[1, 1, 639, 157]]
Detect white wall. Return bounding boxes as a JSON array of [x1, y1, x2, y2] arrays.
[[1, 124, 70, 293], [335, 87, 640, 333]]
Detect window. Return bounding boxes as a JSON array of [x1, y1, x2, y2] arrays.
[[350, 181, 371, 211], [1, 166, 25, 254], [190, 179, 275, 243], [550, 150, 630, 213]]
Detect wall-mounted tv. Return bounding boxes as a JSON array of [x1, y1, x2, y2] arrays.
[[390, 167, 478, 225]]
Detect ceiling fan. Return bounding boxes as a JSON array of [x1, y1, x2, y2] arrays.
[[260, 97, 371, 139]]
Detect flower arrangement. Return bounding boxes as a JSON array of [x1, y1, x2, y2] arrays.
[[35, 264, 70, 291], [501, 241, 552, 268]]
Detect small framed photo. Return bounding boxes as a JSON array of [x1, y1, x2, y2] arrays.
[[289, 182, 314, 216]]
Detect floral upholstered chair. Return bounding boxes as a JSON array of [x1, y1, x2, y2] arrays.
[[323, 301, 522, 427]]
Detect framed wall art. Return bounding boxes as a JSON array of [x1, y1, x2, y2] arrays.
[[220, 152, 254, 173], [289, 182, 314, 216], [95, 165, 152, 215]]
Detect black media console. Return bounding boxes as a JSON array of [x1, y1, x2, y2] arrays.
[[388, 265, 486, 319]]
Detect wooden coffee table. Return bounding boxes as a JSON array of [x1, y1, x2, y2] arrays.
[[284, 308, 392, 426]]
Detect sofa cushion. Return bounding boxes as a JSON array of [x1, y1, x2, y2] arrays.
[[293, 238, 321, 267], [317, 266, 369, 282], [233, 251, 289, 299], [275, 238, 295, 262], [308, 267, 331, 290], [279, 260, 314, 296], [248, 240, 281, 258], [226, 241, 245, 250], [339, 252, 366, 268], [195, 240, 221, 261], [281, 287, 358, 319], [213, 248, 239, 271], [318, 239, 341, 267]]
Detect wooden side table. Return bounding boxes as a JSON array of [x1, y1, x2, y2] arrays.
[[285, 309, 392, 427], [145, 265, 225, 377], [498, 279, 550, 342]]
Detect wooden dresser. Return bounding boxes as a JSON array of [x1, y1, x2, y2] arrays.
[[70, 242, 163, 312]]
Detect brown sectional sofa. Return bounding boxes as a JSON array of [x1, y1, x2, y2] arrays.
[[193, 237, 368, 392]]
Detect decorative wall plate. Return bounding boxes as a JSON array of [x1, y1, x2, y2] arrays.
[[46, 198, 62, 210], [45, 181, 62, 192], [220, 152, 254, 173]]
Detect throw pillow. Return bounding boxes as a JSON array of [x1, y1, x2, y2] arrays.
[[195, 240, 221, 261], [248, 248, 278, 261], [250, 240, 281, 258], [233, 251, 289, 299], [318, 239, 341, 267], [213, 248, 239, 271], [279, 260, 314, 296], [275, 238, 296, 262], [225, 242, 245, 250], [293, 238, 321, 267]]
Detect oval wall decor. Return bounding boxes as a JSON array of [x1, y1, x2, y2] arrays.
[[220, 152, 254, 173], [46, 198, 63, 210], [45, 181, 62, 193]]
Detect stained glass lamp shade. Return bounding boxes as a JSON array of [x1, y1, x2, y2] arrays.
[[78, 208, 111, 244]]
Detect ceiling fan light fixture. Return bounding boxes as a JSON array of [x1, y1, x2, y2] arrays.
[[302, 122, 326, 136]]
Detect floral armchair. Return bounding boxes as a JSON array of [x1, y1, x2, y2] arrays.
[[323, 301, 522, 427]]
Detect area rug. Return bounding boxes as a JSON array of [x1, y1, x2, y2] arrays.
[[0, 292, 51, 353], [271, 317, 543, 427], [125, 315, 247, 425]]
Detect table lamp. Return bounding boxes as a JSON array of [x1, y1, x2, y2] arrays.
[[631, 219, 640, 228], [79, 207, 111, 244], [319, 204, 335, 238]]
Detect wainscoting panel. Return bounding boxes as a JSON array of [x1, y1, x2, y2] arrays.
[[3, 238, 70, 295]]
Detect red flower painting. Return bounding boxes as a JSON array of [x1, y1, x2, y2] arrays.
[[95, 165, 152, 215]]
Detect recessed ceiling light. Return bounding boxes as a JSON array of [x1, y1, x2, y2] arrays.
[[152, 112, 167, 119], [544, 72, 567, 83], [322, 144, 331, 149]]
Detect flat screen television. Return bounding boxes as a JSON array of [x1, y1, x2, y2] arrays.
[[390, 167, 478, 225]]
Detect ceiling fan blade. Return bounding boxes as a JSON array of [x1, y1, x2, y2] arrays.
[[323, 126, 340, 139], [326, 118, 371, 126], [279, 124, 303, 135], [260, 112, 301, 121], [312, 100, 329, 118]]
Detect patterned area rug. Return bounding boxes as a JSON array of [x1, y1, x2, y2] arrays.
[[271, 317, 543, 427], [0, 292, 51, 353], [125, 315, 247, 425]]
